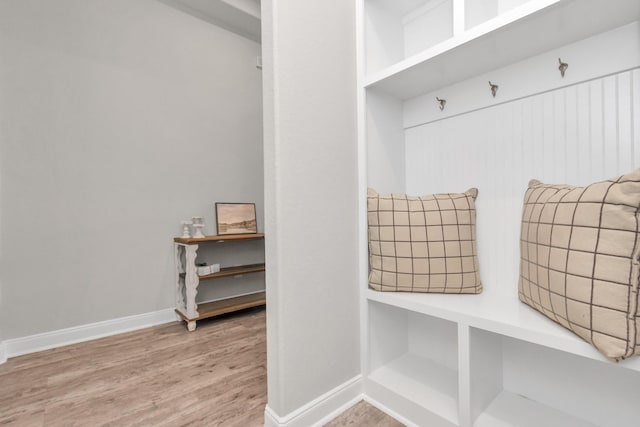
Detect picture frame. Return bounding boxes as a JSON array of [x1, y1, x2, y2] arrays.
[[215, 202, 258, 235]]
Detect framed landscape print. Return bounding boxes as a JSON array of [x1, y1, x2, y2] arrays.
[[215, 203, 257, 235]]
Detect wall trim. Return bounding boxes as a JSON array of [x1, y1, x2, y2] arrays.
[[3, 308, 178, 360], [404, 22, 640, 128], [0, 341, 6, 365], [264, 375, 363, 427]]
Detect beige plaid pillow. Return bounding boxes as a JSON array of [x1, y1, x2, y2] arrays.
[[518, 169, 640, 361], [368, 188, 482, 294]]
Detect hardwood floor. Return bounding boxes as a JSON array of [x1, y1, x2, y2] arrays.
[[1, 307, 402, 426], [0, 308, 267, 427], [325, 401, 405, 427]]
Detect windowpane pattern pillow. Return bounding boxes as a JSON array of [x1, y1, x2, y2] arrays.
[[368, 188, 482, 294], [518, 169, 640, 361]]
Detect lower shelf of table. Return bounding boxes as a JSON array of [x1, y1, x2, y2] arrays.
[[175, 291, 266, 322]]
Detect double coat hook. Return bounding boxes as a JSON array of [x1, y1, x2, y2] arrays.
[[558, 58, 568, 77], [489, 81, 499, 97]]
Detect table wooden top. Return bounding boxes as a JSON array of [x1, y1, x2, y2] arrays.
[[174, 233, 264, 244]]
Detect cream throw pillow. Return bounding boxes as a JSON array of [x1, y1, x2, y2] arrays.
[[368, 188, 482, 294], [518, 169, 640, 360]]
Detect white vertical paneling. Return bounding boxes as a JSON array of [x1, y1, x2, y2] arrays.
[[602, 75, 619, 177], [552, 89, 566, 183], [520, 97, 534, 188], [633, 70, 640, 168], [494, 104, 505, 288], [510, 95, 523, 196], [564, 85, 578, 181], [541, 92, 554, 180], [576, 82, 591, 185], [405, 69, 640, 297], [589, 79, 604, 181], [618, 73, 632, 173]]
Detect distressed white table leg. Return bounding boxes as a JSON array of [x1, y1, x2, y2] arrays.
[[184, 244, 200, 330], [174, 243, 186, 313], [187, 321, 196, 332]]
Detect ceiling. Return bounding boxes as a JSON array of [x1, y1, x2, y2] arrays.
[[160, 0, 261, 42]]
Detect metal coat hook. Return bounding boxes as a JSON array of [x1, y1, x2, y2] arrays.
[[558, 58, 568, 78], [489, 81, 499, 97], [436, 97, 446, 111]]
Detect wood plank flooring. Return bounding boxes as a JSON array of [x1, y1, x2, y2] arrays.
[[326, 401, 405, 427], [0, 309, 267, 427], [0, 307, 402, 426]]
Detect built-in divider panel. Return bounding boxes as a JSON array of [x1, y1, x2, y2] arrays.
[[469, 328, 502, 424]]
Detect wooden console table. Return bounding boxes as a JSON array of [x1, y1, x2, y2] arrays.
[[173, 233, 266, 331]]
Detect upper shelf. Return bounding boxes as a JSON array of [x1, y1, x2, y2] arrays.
[[363, 0, 640, 100], [174, 233, 264, 244]]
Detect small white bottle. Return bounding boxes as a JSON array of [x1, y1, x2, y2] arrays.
[[191, 216, 205, 238], [181, 221, 192, 238]]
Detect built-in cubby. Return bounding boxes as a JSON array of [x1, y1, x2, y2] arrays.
[[367, 300, 459, 426], [470, 328, 640, 427], [464, 0, 530, 31], [365, 0, 453, 74], [358, 0, 640, 425]]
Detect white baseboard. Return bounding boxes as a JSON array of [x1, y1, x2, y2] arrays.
[[264, 375, 363, 427], [2, 308, 178, 360], [0, 341, 6, 365]]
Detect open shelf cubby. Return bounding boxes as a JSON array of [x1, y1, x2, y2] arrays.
[[469, 328, 640, 427], [364, 0, 454, 75], [464, 0, 531, 31], [367, 300, 459, 426]]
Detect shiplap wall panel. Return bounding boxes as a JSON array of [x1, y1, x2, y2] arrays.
[[405, 69, 640, 297], [619, 73, 633, 173], [631, 72, 637, 164]]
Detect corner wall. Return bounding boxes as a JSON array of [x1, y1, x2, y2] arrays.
[[0, 0, 263, 341], [262, 0, 361, 421]]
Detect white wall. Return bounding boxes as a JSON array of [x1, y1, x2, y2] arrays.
[[262, 0, 360, 419], [0, 0, 263, 340]]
